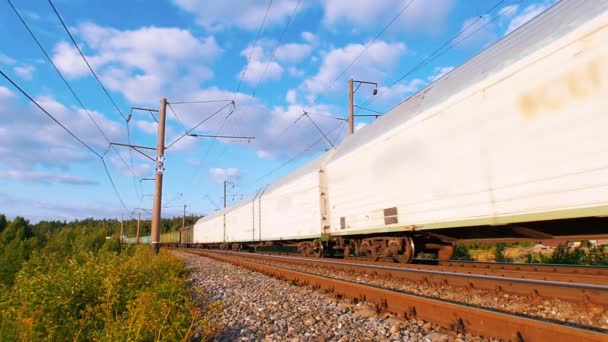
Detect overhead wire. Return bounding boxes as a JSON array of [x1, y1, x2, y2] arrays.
[[360, 0, 511, 107], [38, 0, 141, 202], [272, 0, 417, 142], [250, 0, 302, 96], [47, 0, 127, 121], [309, 0, 416, 107], [0, 69, 128, 210], [234, 0, 274, 97]]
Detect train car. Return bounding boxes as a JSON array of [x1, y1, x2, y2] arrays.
[[180, 225, 193, 245], [257, 151, 334, 248], [324, 0, 608, 261], [224, 194, 257, 248], [186, 0, 608, 262], [193, 211, 224, 246], [160, 230, 180, 245]]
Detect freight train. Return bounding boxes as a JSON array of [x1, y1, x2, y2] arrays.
[[162, 0, 608, 262]]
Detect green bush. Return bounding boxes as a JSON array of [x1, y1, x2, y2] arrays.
[[0, 246, 218, 341], [526, 243, 608, 265], [0, 214, 219, 342]]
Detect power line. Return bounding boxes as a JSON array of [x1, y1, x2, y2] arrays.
[[167, 102, 189, 133], [272, 0, 416, 142], [251, 0, 302, 96], [309, 0, 416, 107], [361, 0, 512, 107], [8, 0, 141, 202], [47, 0, 127, 121], [165, 101, 235, 149], [7, 0, 110, 147], [0, 69, 128, 210], [1, 69, 101, 158], [234, 0, 273, 97], [248, 121, 343, 190], [169, 99, 234, 105]]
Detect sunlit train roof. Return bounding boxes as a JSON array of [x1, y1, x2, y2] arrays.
[[331, 0, 608, 161]]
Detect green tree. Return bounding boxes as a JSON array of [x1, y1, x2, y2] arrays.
[[0, 214, 6, 234]]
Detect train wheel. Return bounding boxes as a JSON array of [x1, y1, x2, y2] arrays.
[[312, 241, 324, 258], [344, 246, 352, 259], [394, 237, 415, 263]]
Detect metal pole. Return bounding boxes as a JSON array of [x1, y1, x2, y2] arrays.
[[120, 214, 124, 244], [348, 78, 354, 135], [150, 98, 167, 254], [136, 213, 141, 244], [182, 204, 186, 230]]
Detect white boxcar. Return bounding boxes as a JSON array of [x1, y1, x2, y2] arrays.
[[257, 151, 334, 241], [225, 195, 257, 243], [193, 211, 224, 244], [326, 0, 608, 236]]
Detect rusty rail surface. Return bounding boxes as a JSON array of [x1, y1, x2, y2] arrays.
[[438, 260, 608, 277], [254, 251, 608, 285], [184, 249, 607, 342], [197, 250, 608, 306]]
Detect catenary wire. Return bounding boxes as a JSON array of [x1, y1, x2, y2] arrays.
[[47, 0, 127, 121], [361, 0, 512, 107], [250, 0, 302, 96], [234, 0, 273, 97], [0, 69, 128, 210]]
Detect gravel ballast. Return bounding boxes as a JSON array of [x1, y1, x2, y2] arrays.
[[174, 251, 489, 342]]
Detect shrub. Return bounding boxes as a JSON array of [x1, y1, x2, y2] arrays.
[[0, 246, 218, 341]]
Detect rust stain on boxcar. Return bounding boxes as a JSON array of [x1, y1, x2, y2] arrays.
[[519, 58, 602, 118]]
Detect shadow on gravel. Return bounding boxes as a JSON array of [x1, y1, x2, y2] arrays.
[[211, 325, 248, 342]]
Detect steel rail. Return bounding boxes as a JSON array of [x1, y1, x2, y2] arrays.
[[438, 259, 608, 276], [199, 250, 608, 306], [256, 251, 608, 285], [185, 249, 607, 342]]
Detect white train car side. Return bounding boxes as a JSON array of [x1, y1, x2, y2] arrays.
[[187, 0, 608, 262], [257, 151, 334, 243], [193, 210, 224, 244], [324, 0, 608, 260]]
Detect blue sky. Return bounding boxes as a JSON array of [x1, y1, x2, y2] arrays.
[[0, 0, 556, 222]]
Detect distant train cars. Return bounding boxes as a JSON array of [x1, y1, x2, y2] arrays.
[[182, 0, 608, 262]]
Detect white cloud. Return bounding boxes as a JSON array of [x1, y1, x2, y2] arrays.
[[429, 66, 454, 81], [321, 0, 454, 34], [51, 41, 93, 79], [13, 65, 35, 80], [456, 14, 496, 48], [301, 41, 406, 96], [256, 150, 273, 159], [0, 169, 97, 185], [275, 43, 313, 63], [51, 23, 222, 104], [506, 3, 551, 34], [499, 4, 519, 17], [0, 86, 14, 98], [286, 89, 297, 104], [209, 167, 240, 182], [301, 32, 318, 44], [238, 40, 284, 84], [134, 120, 158, 134], [171, 0, 303, 31], [0, 53, 16, 65], [287, 67, 305, 77], [0, 88, 124, 170]]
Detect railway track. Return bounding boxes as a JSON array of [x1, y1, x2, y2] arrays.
[[181, 249, 608, 341], [255, 251, 608, 286]]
